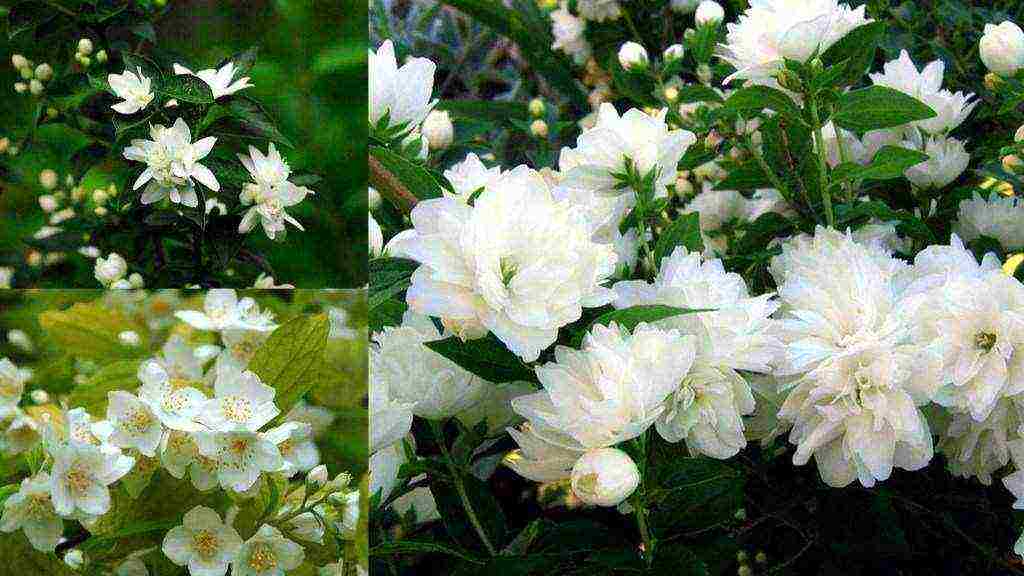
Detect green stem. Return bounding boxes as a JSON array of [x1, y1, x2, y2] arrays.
[[633, 431, 655, 567], [808, 96, 835, 227], [432, 421, 497, 556]]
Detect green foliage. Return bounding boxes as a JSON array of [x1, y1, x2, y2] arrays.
[[248, 312, 331, 423]]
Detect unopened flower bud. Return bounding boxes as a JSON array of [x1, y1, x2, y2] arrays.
[[128, 272, 144, 289], [14, 82, 27, 94], [1016, 124, 1024, 143], [695, 0, 724, 26], [618, 42, 649, 71], [94, 206, 108, 217], [96, 49, 108, 64], [570, 448, 640, 507], [684, 28, 696, 41], [29, 79, 43, 96], [92, 189, 109, 205], [64, 549, 85, 570], [34, 63, 52, 81], [422, 110, 454, 151], [39, 169, 58, 190], [19, 66, 33, 80], [985, 72, 1002, 91], [755, 551, 768, 564], [980, 21, 1024, 76], [77, 38, 94, 56], [663, 43, 685, 64], [671, 0, 700, 14], [530, 119, 549, 138], [663, 86, 680, 103], [118, 330, 141, 347], [737, 567, 752, 576], [30, 389, 49, 404], [529, 97, 546, 117], [8, 329, 32, 352], [308, 464, 329, 489], [46, 107, 58, 119], [11, 54, 28, 70], [39, 195, 58, 212], [77, 55, 92, 68], [697, 63, 713, 85], [1004, 154, 1023, 173]]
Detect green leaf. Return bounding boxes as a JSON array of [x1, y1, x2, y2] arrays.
[[833, 145, 929, 182], [156, 73, 215, 104], [67, 360, 143, 416], [217, 46, 260, 78], [79, 519, 179, 552], [572, 305, 707, 348], [7, 1, 54, 40], [122, 52, 163, 83], [437, 100, 530, 123], [721, 85, 802, 119], [714, 162, 773, 191], [211, 97, 295, 148], [819, 21, 886, 87], [424, 334, 537, 383], [368, 257, 419, 312], [675, 84, 724, 104], [647, 457, 745, 534], [369, 298, 406, 333], [653, 212, 704, 264], [369, 144, 446, 201], [833, 85, 936, 133], [371, 540, 485, 564], [431, 473, 507, 552], [39, 302, 149, 359], [248, 313, 331, 421]]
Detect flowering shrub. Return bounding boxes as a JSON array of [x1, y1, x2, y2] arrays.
[[370, 0, 1024, 573], [0, 289, 368, 575], [0, 2, 354, 289]]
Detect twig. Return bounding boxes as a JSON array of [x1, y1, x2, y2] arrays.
[[369, 155, 419, 213]]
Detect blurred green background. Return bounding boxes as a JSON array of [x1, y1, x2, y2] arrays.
[[0, 0, 368, 287]]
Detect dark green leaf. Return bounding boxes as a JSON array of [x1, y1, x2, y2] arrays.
[[369, 145, 446, 201], [833, 145, 929, 182], [833, 85, 936, 132], [722, 85, 802, 119], [820, 21, 886, 87], [714, 162, 773, 191], [675, 84, 724, 104], [156, 74, 215, 104], [369, 257, 419, 312], [425, 334, 537, 383], [431, 473, 507, 552], [654, 212, 704, 264], [7, 1, 54, 40], [572, 305, 706, 348]]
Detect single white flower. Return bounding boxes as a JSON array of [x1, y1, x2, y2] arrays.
[[108, 67, 154, 114], [237, 143, 313, 240], [195, 431, 283, 492], [369, 40, 436, 135], [695, 0, 724, 26], [118, 330, 142, 347], [577, 0, 621, 22], [388, 165, 618, 361], [124, 118, 219, 208], [137, 360, 207, 432], [869, 50, 977, 134], [443, 153, 503, 202], [422, 109, 454, 151], [49, 441, 134, 516], [558, 103, 696, 201], [980, 21, 1024, 76], [570, 448, 640, 507], [550, 2, 592, 65], [371, 311, 487, 419], [369, 213, 384, 258], [618, 42, 649, 71], [198, 364, 279, 433], [263, 421, 319, 475], [902, 132, 969, 190], [106, 390, 163, 456], [162, 505, 243, 576], [94, 253, 128, 288], [173, 61, 253, 99], [154, 334, 209, 382], [956, 193, 1024, 251], [0, 471, 63, 552], [232, 524, 304, 576], [175, 289, 277, 332], [718, 0, 871, 85]]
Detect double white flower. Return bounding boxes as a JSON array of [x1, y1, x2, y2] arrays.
[[124, 118, 219, 208], [108, 67, 154, 115], [869, 50, 977, 135]]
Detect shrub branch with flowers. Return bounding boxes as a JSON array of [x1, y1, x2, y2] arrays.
[[0, 289, 368, 575], [0, 2, 317, 290], [370, 0, 1024, 573]]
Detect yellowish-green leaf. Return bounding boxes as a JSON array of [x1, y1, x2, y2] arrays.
[[248, 314, 330, 424], [39, 302, 148, 359], [67, 360, 142, 417]]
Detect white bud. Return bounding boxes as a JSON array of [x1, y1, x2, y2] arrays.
[[367, 186, 381, 210], [77, 38, 94, 56], [118, 330, 141, 347], [92, 189, 109, 205], [570, 448, 640, 507], [94, 253, 127, 287], [34, 63, 53, 81], [78, 55, 92, 68], [30, 389, 50, 404], [529, 119, 549, 138], [14, 82, 27, 94], [96, 49, 108, 64], [39, 169, 58, 190], [1016, 124, 1024, 143], [128, 272, 144, 289], [11, 54, 28, 70], [308, 464, 329, 489], [422, 109, 454, 151], [618, 41, 649, 71], [529, 98, 546, 117], [980, 21, 1024, 76], [94, 206, 108, 217], [164, 98, 179, 108], [64, 549, 85, 570], [663, 43, 685, 63], [38, 195, 58, 212], [8, 329, 33, 352], [695, 0, 724, 26], [670, 0, 700, 14], [29, 79, 43, 95], [664, 86, 679, 102]]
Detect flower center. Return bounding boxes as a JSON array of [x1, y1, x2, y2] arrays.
[[229, 437, 251, 456], [0, 377, 20, 397], [65, 468, 90, 494], [278, 439, 293, 456], [975, 331, 997, 352], [123, 407, 153, 434], [499, 257, 518, 287], [192, 529, 220, 559], [25, 493, 51, 519], [249, 543, 278, 571], [223, 396, 254, 423]]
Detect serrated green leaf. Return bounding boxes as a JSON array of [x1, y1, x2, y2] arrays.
[[424, 334, 537, 383], [572, 305, 706, 348], [39, 302, 149, 360], [833, 145, 929, 182], [714, 162, 773, 191], [248, 313, 330, 422], [369, 145, 446, 202], [654, 212, 704, 264], [67, 360, 142, 416], [820, 21, 886, 87], [833, 85, 936, 133], [368, 257, 418, 312], [156, 73, 215, 104], [722, 85, 802, 119]]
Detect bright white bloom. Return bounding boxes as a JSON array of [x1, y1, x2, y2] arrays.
[[939, 396, 1024, 484], [195, 431, 283, 492], [137, 360, 207, 432], [956, 193, 1024, 250], [108, 68, 154, 114], [153, 334, 208, 382], [570, 448, 640, 506], [370, 440, 440, 522], [198, 364, 279, 433], [106, 390, 163, 456], [173, 61, 253, 99], [695, 0, 724, 26], [903, 133, 969, 190], [577, 0, 621, 22], [95, 253, 129, 288], [124, 118, 219, 207], [369, 213, 383, 258], [175, 289, 277, 332], [49, 441, 134, 516], [162, 505, 243, 576], [232, 524, 304, 576], [512, 322, 695, 451], [550, 2, 592, 64], [681, 185, 749, 255], [504, 422, 582, 482], [552, 163, 639, 273], [369, 374, 414, 455], [238, 143, 313, 240], [443, 153, 502, 202], [0, 358, 29, 413], [558, 103, 696, 200], [0, 472, 63, 552], [369, 40, 436, 135], [869, 50, 977, 134], [263, 421, 319, 475], [388, 166, 617, 361], [613, 247, 781, 458], [980, 21, 1024, 76], [371, 312, 486, 419], [618, 42, 649, 71], [422, 110, 454, 151], [718, 0, 871, 84]]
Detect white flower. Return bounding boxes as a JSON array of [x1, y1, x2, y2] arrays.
[[903, 132, 969, 190], [173, 62, 253, 99], [369, 213, 383, 258], [119, 331, 141, 347], [263, 421, 319, 475], [0, 471, 63, 552], [106, 390, 163, 456], [443, 153, 502, 202], [663, 43, 685, 63], [124, 118, 219, 208], [558, 103, 696, 201], [504, 423, 582, 482], [511, 322, 695, 450], [617, 42, 649, 71], [388, 165, 617, 361], [371, 312, 486, 419], [980, 21, 1024, 76], [137, 360, 207, 432], [695, 0, 724, 26], [175, 289, 277, 332], [613, 247, 780, 458], [108, 67, 154, 114], [577, 0, 621, 22], [94, 253, 128, 288], [64, 549, 85, 570], [681, 185, 749, 255], [0, 358, 29, 412], [195, 431, 283, 492], [956, 193, 1024, 250], [939, 397, 1023, 484], [369, 374, 414, 455], [162, 505, 243, 576], [369, 40, 436, 135], [718, 0, 871, 85], [422, 110, 454, 151], [550, 2, 592, 65], [252, 273, 293, 289], [570, 448, 640, 506], [307, 464, 329, 489], [50, 441, 134, 516], [198, 364, 279, 433], [237, 143, 314, 240], [232, 524, 304, 576], [869, 50, 977, 134], [154, 334, 209, 382]]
